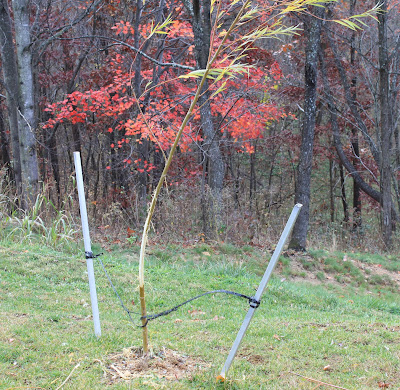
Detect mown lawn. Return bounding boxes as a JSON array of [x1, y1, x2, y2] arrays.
[[1, 240, 399, 389]]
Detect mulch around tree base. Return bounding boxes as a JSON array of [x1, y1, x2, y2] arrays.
[[105, 347, 209, 384]]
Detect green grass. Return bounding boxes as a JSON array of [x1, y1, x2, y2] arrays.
[[309, 249, 400, 272], [1, 240, 400, 389]]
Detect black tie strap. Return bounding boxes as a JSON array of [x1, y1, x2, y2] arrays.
[[140, 290, 261, 327]]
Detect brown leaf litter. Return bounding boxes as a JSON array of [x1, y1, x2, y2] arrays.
[[105, 347, 208, 384]]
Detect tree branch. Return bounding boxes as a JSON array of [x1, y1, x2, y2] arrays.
[[36, 0, 104, 58], [320, 50, 393, 213], [56, 35, 195, 71], [325, 26, 381, 166]]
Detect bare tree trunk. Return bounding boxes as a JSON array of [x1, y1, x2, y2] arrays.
[[12, 0, 39, 208], [199, 92, 225, 237], [133, 0, 149, 205], [339, 163, 349, 223], [289, 7, 325, 251], [391, 32, 400, 218], [378, 0, 393, 248], [226, 145, 240, 208], [249, 149, 256, 211], [351, 128, 361, 227], [395, 124, 400, 211], [192, 0, 225, 238], [329, 159, 335, 223], [0, 0, 22, 196], [350, 0, 361, 230], [42, 111, 61, 202]]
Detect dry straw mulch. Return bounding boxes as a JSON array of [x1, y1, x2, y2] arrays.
[[105, 347, 209, 384]]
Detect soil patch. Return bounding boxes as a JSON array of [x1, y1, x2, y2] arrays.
[[105, 347, 208, 384]]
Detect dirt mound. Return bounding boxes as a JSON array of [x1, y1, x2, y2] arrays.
[[105, 347, 208, 384]]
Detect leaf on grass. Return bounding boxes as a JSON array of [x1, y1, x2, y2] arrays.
[[212, 315, 225, 321], [188, 309, 206, 316]]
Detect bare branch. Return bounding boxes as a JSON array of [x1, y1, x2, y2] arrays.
[[56, 35, 195, 71], [36, 0, 104, 58]]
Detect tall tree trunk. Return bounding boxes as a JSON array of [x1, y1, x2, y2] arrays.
[[351, 127, 361, 227], [289, 7, 325, 251], [192, 0, 225, 238], [0, 0, 22, 196], [378, 0, 393, 248], [350, 0, 361, 229], [395, 124, 400, 212], [133, 0, 149, 205], [199, 92, 225, 238], [12, 0, 39, 208]]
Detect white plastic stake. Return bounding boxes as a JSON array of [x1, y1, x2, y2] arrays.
[[73, 151, 101, 337], [218, 203, 302, 380]]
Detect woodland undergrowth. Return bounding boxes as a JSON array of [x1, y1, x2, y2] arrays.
[[0, 167, 397, 255]]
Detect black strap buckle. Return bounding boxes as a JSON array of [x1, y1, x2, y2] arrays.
[[249, 297, 261, 309], [85, 251, 103, 259]]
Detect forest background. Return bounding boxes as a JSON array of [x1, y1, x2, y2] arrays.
[[0, 0, 399, 252]]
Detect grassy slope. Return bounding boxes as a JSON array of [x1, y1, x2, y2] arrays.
[[0, 241, 399, 389]]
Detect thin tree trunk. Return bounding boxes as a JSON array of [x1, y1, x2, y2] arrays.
[[350, 0, 361, 230], [395, 124, 400, 211], [378, 0, 393, 248], [226, 147, 240, 208], [201, 154, 209, 237], [339, 163, 349, 223], [46, 126, 61, 201], [289, 7, 325, 251], [329, 159, 335, 223], [249, 150, 256, 211], [133, 0, 149, 205], [351, 128, 361, 228]]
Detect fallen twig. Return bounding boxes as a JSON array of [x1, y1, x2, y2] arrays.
[[55, 362, 81, 390], [110, 363, 131, 380], [93, 358, 108, 378], [288, 371, 350, 390]]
